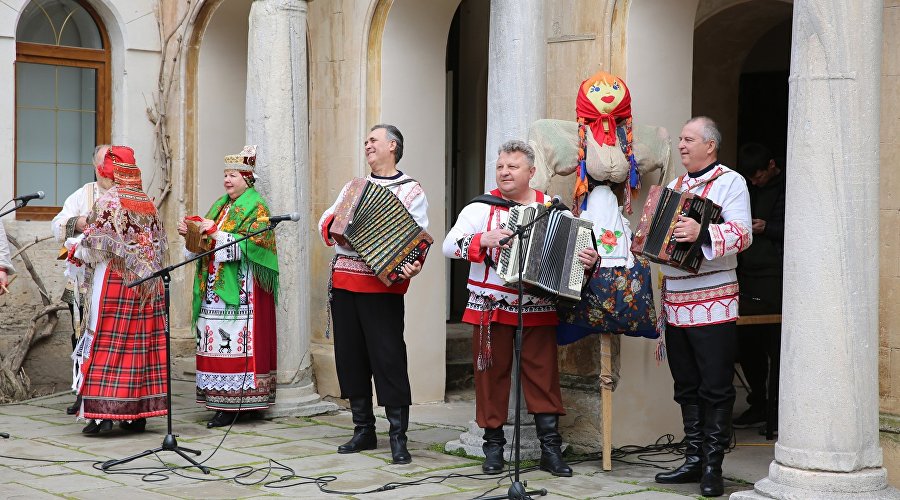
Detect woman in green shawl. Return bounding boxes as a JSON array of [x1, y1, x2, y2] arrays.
[[177, 145, 279, 428]]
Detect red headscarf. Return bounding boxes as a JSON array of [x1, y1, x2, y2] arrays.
[[80, 145, 167, 297], [108, 146, 156, 214], [97, 146, 115, 179], [576, 71, 632, 147]]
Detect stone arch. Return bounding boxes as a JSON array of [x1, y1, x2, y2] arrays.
[[363, 0, 463, 403], [692, 0, 794, 165], [184, 0, 252, 216]]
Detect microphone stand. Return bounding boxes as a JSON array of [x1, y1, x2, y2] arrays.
[[484, 204, 557, 500], [100, 221, 283, 473], [0, 200, 31, 218]]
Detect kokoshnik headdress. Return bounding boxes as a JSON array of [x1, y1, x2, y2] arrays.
[[224, 145, 258, 187]]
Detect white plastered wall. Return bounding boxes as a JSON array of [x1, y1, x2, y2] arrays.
[[379, 0, 460, 403], [614, 0, 700, 446], [0, 0, 162, 215]]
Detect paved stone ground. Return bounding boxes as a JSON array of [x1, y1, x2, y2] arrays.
[[0, 380, 773, 499]]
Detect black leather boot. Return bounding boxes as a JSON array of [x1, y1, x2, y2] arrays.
[[337, 397, 377, 454], [481, 427, 506, 474], [385, 405, 411, 464], [655, 404, 703, 484], [66, 395, 82, 415], [700, 407, 732, 497], [534, 414, 572, 477]]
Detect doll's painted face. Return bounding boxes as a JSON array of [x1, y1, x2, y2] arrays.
[[585, 77, 626, 114]]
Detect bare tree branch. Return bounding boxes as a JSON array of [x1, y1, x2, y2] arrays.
[[11, 234, 55, 261], [7, 234, 52, 305], [1, 234, 64, 399]]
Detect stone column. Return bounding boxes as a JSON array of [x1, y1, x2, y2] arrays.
[[732, 1, 897, 498], [245, 0, 336, 417], [483, 0, 546, 189]]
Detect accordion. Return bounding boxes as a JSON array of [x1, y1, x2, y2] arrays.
[[630, 185, 722, 274], [329, 177, 433, 286], [496, 203, 594, 302]]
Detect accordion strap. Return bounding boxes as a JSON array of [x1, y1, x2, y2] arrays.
[[466, 194, 518, 208], [382, 177, 417, 188], [674, 167, 728, 194]]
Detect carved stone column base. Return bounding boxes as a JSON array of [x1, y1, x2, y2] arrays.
[[266, 382, 339, 418], [731, 462, 900, 500], [446, 420, 558, 461]]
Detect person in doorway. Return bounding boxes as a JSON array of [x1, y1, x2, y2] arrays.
[[318, 124, 427, 465], [0, 219, 15, 296], [733, 142, 785, 431], [177, 145, 279, 428], [442, 140, 599, 477], [653, 117, 752, 497], [51, 144, 112, 415], [68, 146, 168, 434]]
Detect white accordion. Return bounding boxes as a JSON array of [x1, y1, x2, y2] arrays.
[[496, 202, 594, 302]]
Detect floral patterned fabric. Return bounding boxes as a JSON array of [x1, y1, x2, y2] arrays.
[[557, 255, 658, 345]]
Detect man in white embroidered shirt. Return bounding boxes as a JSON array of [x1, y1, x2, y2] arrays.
[[653, 117, 752, 498]]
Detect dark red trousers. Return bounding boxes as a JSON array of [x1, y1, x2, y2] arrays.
[[472, 323, 564, 429]]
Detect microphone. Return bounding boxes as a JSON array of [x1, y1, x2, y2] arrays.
[[15, 191, 45, 203], [258, 212, 301, 224], [544, 195, 568, 211]]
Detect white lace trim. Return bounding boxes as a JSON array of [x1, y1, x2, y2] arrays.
[[196, 371, 257, 391]]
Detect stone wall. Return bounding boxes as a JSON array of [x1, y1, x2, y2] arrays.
[[880, 0, 900, 484], [0, 220, 76, 397], [306, 0, 373, 399]]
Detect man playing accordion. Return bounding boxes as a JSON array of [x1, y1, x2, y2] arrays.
[[319, 124, 427, 465], [442, 140, 598, 477], [653, 117, 752, 498]]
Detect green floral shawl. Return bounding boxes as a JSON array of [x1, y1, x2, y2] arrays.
[[191, 187, 279, 326]]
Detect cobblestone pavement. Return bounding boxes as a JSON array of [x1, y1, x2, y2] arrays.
[[0, 380, 773, 499]]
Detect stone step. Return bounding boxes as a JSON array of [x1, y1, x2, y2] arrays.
[[446, 359, 474, 391], [446, 324, 472, 362]]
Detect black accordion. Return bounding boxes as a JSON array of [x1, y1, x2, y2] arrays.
[[630, 185, 722, 274], [495, 202, 594, 302], [329, 177, 433, 286]]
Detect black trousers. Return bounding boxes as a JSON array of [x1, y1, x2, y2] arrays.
[[331, 288, 411, 407], [665, 322, 737, 409], [737, 323, 780, 407]]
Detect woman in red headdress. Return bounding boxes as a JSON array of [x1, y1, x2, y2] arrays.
[[68, 146, 169, 434]]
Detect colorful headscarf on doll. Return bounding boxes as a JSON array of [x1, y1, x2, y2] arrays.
[[574, 71, 640, 214]]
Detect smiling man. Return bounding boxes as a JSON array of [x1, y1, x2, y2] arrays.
[[442, 140, 598, 478], [319, 124, 428, 465], [654, 117, 752, 497]]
